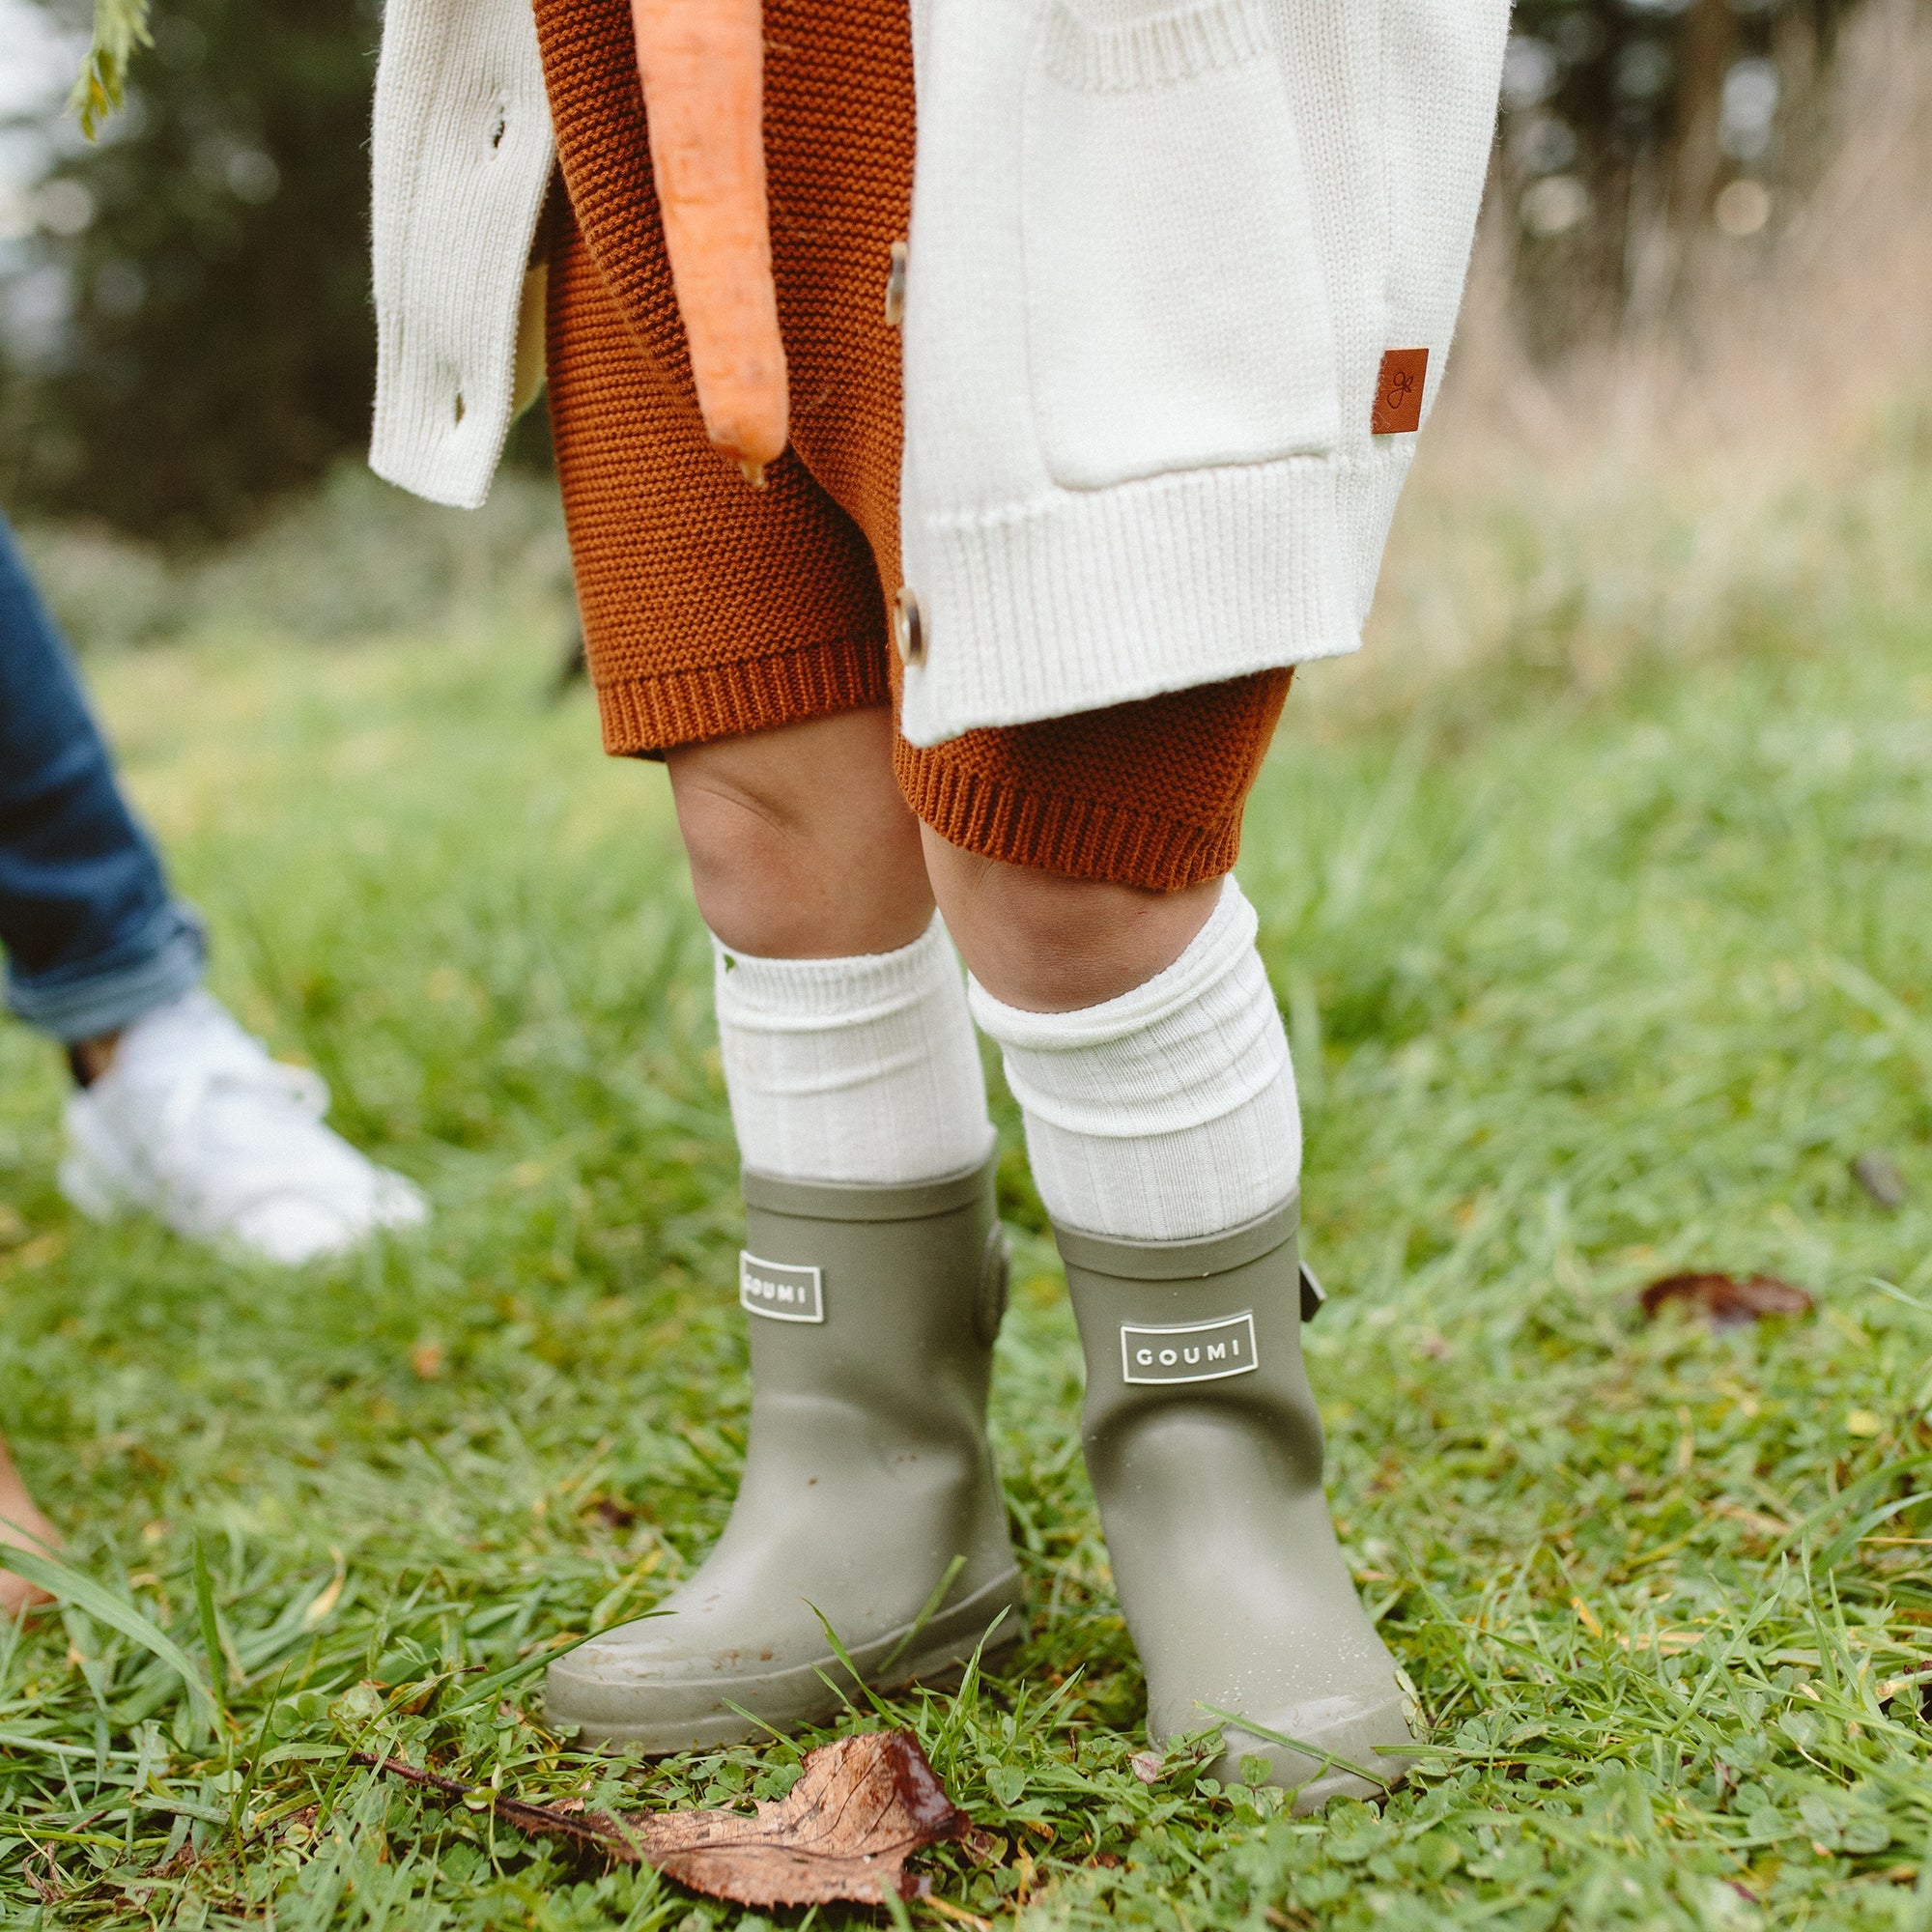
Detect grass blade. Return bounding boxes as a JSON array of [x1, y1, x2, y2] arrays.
[[1196, 1705, 1395, 1793], [192, 1538, 227, 1710], [3, 1545, 218, 1732]]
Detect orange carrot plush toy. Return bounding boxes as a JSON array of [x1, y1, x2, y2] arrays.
[[630, 0, 788, 485]]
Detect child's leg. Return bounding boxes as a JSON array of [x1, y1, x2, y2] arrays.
[[668, 709, 931, 961], [0, 1434, 57, 1618], [534, 4, 1031, 1744], [938, 841, 1412, 1810], [547, 708, 1023, 1749], [921, 826, 1222, 1015], [529, 0, 1403, 1791], [669, 709, 995, 1184]]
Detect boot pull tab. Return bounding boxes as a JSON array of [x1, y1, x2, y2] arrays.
[[1298, 1261, 1326, 1325], [975, 1225, 1012, 1348]]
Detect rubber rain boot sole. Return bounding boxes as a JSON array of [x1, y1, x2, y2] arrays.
[[548, 1566, 1025, 1751], [1206, 1686, 1420, 1813]]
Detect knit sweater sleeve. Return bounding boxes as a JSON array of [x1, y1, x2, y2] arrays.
[[368, 0, 556, 508]]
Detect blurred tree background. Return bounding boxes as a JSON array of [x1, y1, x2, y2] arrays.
[[1503, 0, 1857, 351], [0, 0, 1885, 541], [1, 0, 384, 542]]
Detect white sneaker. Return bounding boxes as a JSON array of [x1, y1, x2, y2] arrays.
[[59, 990, 429, 1264]]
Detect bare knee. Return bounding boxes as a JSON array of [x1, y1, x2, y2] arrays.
[[668, 711, 933, 958], [923, 826, 1221, 1011], [669, 766, 800, 944]]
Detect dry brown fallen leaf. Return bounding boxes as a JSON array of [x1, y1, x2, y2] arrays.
[[1639, 1272, 1813, 1329], [355, 1728, 970, 1907]]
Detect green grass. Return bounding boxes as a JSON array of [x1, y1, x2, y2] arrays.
[[4, 477, 1932, 1929]]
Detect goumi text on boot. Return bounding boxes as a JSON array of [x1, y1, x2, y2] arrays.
[[1119, 1312, 1260, 1385], [739, 1254, 826, 1323]]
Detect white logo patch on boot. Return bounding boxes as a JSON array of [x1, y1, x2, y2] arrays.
[[1120, 1311, 1258, 1384], [739, 1253, 825, 1323]]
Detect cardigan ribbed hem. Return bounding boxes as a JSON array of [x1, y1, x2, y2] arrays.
[[594, 639, 891, 755], [897, 454, 1358, 749], [896, 747, 1244, 892]]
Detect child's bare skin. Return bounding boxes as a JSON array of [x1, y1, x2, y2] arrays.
[[0, 1436, 57, 1618], [666, 706, 1221, 1010]]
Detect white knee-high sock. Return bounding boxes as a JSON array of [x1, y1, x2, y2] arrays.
[[713, 917, 994, 1185], [967, 878, 1298, 1241]]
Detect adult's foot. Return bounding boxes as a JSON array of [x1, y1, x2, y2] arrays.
[[0, 1437, 58, 1618], [60, 990, 428, 1264]]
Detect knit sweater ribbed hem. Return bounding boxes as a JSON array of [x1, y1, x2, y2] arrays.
[[594, 638, 892, 756], [898, 453, 1359, 748], [894, 746, 1244, 889]]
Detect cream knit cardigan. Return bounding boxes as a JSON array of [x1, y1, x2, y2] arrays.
[[370, 0, 1508, 747]]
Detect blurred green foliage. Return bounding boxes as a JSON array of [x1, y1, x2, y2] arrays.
[[4, 0, 386, 542], [0, 0, 1873, 539], [1501, 0, 1861, 344], [70, 0, 155, 137]]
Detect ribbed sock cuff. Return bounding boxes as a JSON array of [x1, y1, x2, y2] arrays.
[[968, 879, 1300, 1239], [713, 917, 995, 1186], [715, 916, 959, 1028], [968, 876, 1256, 1065]]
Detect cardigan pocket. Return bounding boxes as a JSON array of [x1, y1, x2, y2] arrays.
[[1020, 0, 1339, 492]]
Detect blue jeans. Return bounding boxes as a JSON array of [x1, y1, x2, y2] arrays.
[[0, 513, 204, 1044]]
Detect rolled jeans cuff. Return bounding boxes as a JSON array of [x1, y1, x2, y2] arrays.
[[5, 898, 206, 1044]]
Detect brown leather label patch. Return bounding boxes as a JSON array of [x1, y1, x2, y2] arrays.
[[1371, 348, 1429, 435]]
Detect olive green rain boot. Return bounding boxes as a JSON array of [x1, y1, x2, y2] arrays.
[[548, 1153, 1025, 1750], [1055, 1195, 1417, 1811]]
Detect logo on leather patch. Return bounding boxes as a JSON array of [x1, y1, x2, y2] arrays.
[[1371, 348, 1428, 434], [1121, 1311, 1259, 1385], [740, 1253, 824, 1323]]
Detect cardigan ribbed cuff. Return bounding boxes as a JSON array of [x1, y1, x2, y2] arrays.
[[897, 454, 1359, 749]]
